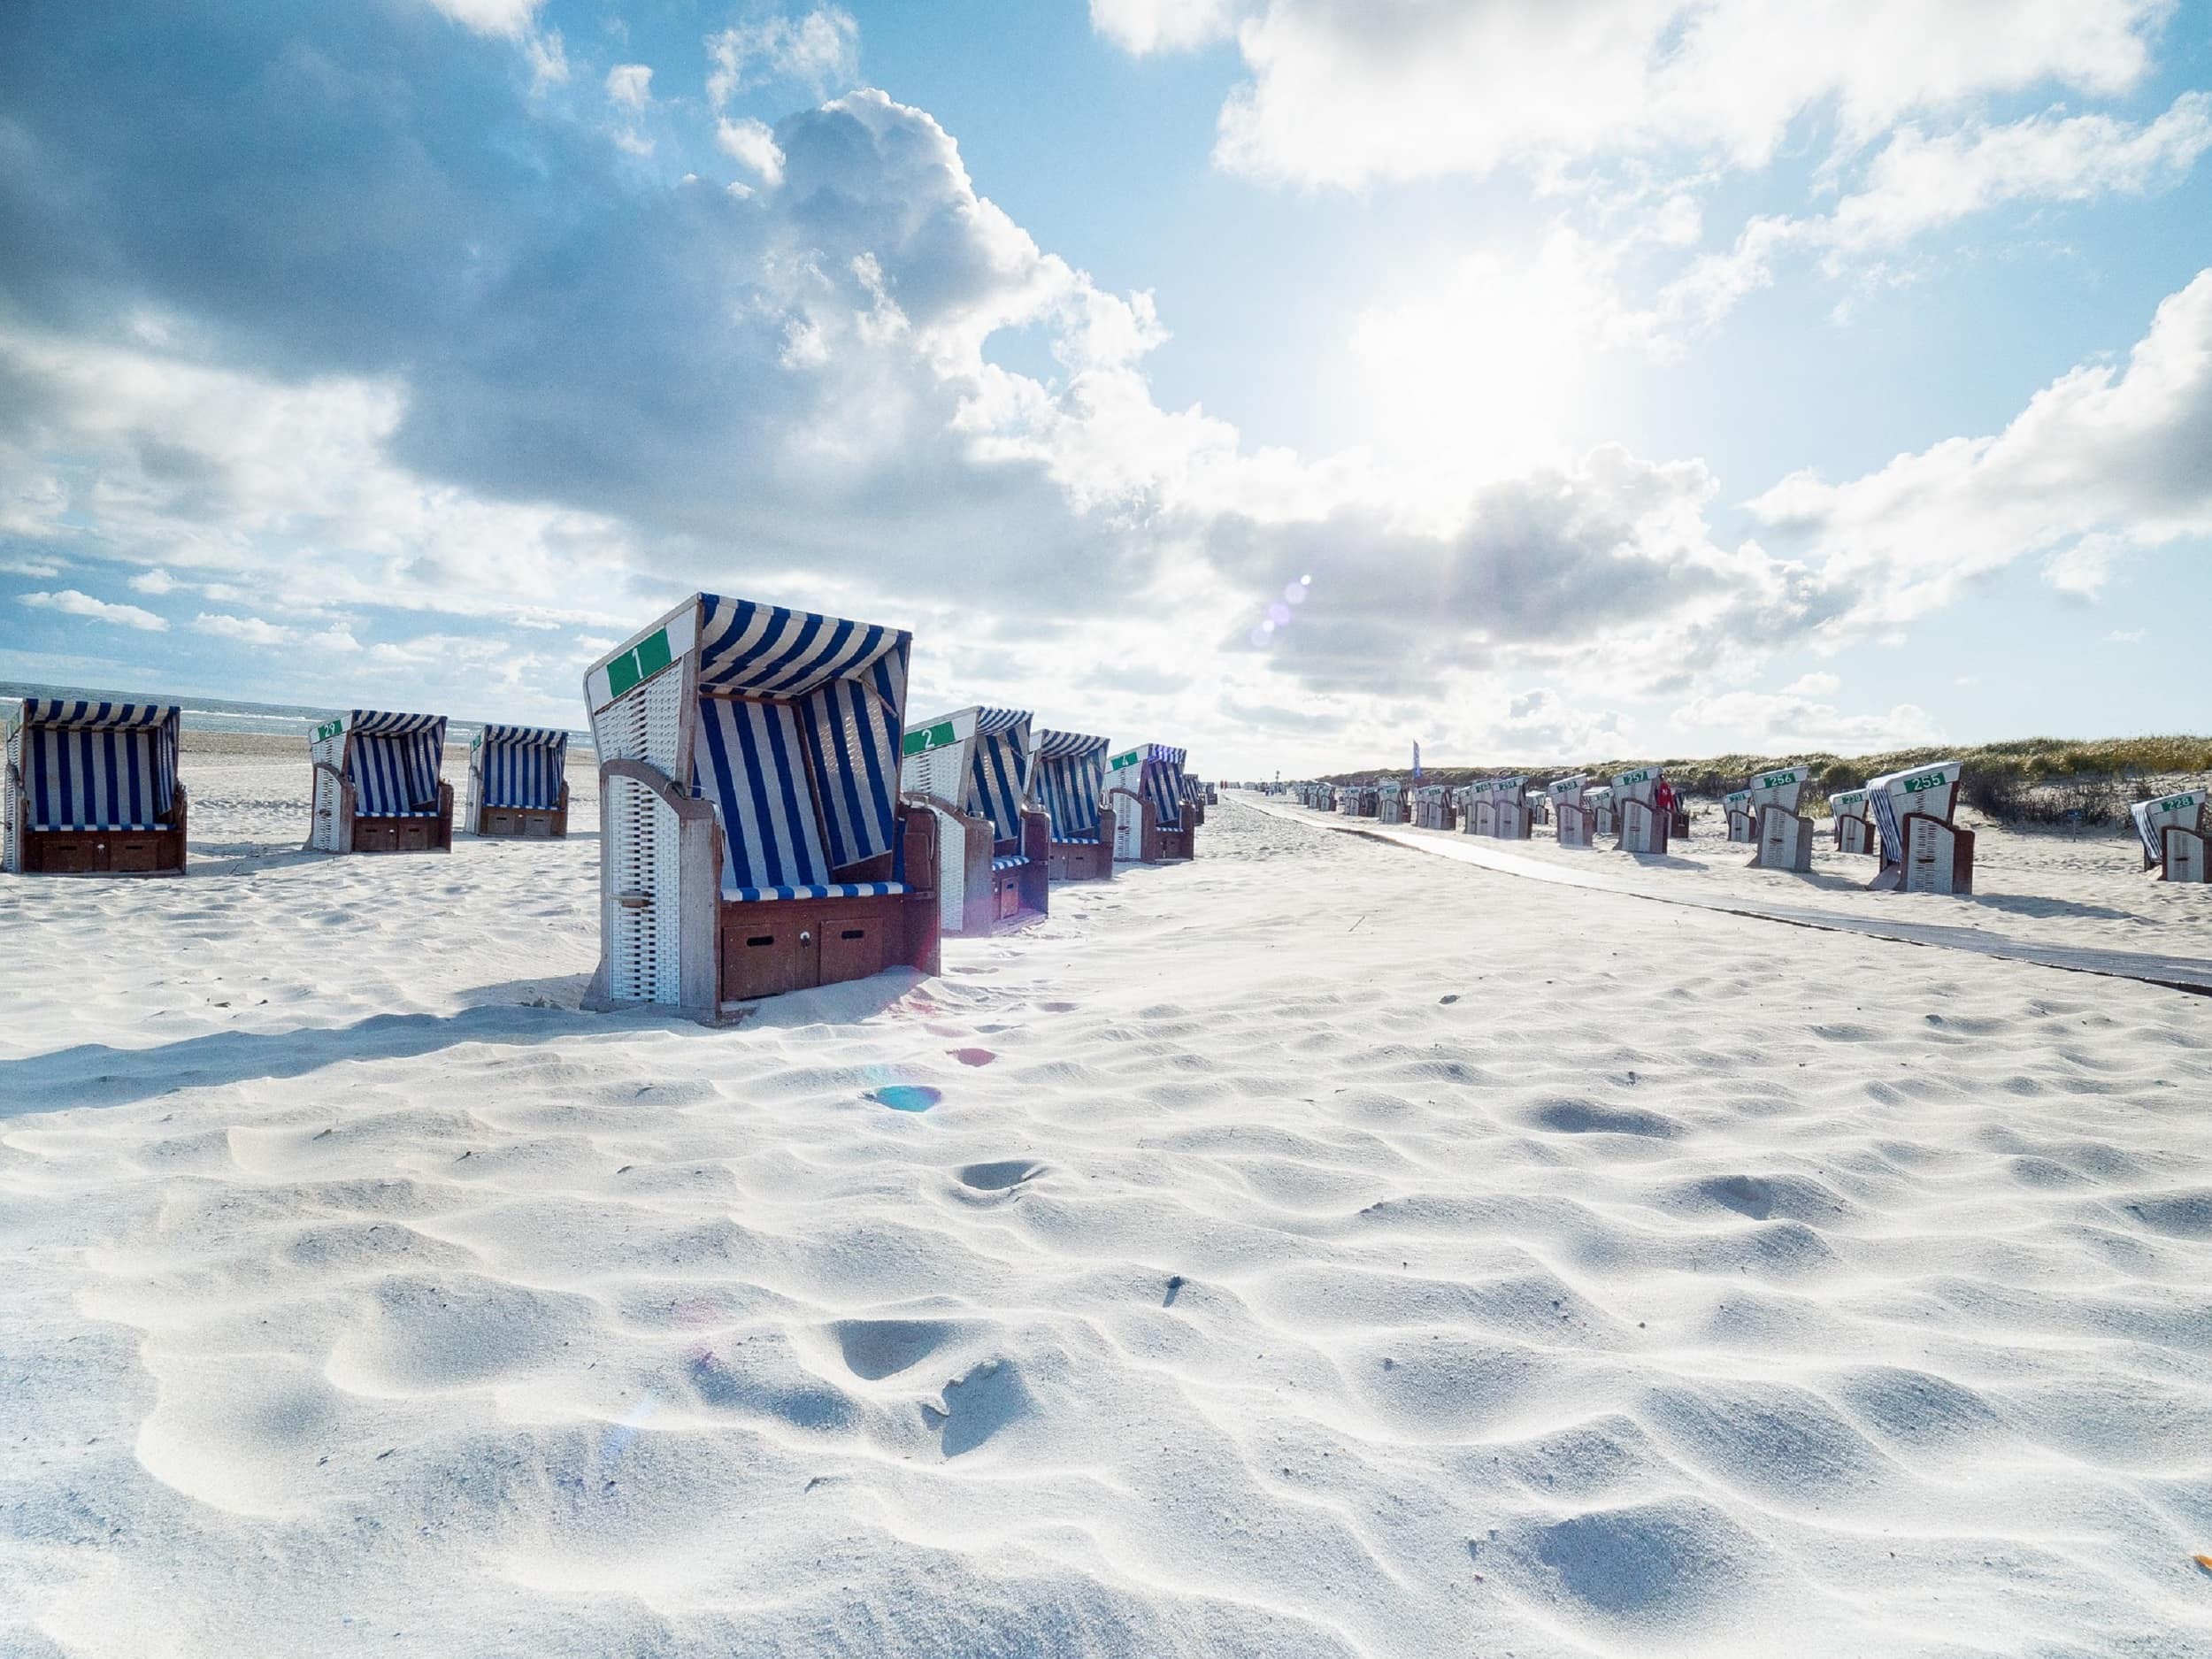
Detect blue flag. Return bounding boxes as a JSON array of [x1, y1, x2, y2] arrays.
[[1412, 741, 1422, 780]]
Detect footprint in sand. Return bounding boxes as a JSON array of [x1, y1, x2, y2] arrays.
[[956, 1159, 1042, 1192], [948, 1048, 996, 1067]]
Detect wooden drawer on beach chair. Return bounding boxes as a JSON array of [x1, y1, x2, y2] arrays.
[[819, 902, 902, 983], [723, 905, 815, 1001]]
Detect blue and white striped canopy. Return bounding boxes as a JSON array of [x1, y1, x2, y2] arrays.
[[476, 725, 568, 810], [967, 710, 1032, 842], [687, 597, 910, 900], [15, 700, 180, 831], [697, 595, 909, 710], [1033, 727, 1108, 842], [345, 711, 447, 818], [1121, 742, 1187, 830], [349, 710, 445, 737]]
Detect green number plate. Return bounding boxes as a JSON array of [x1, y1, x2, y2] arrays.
[[902, 720, 957, 757], [606, 627, 674, 698], [313, 718, 343, 743]]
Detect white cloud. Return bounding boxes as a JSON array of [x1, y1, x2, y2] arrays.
[[603, 63, 653, 110], [19, 588, 168, 631], [1751, 268, 2212, 626], [1824, 91, 2212, 252], [1089, 0, 1240, 55], [311, 625, 363, 653], [1784, 671, 1841, 696], [1673, 688, 1943, 754], [422, 0, 542, 40], [2104, 627, 2147, 643], [0, 555, 65, 578], [192, 612, 292, 645], [706, 8, 859, 106], [1177, 0, 2164, 189], [524, 27, 569, 89], [1667, 93, 2212, 327], [715, 116, 786, 188], [127, 568, 179, 594]]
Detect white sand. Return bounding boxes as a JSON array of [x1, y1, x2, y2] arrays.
[[4, 761, 2211, 1657]]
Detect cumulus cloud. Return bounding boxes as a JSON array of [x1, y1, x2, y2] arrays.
[[0, 556, 65, 579], [423, 0, 543, 41], [1750, 268, 2212, 623], [19, 589, 168, 631], [192, 612, 292, 645], [1089, 0, 1241, 56], [1138, 0, 2169, 189], [604, 63, 653, 110], [1208, 445, 1854, 701], [1672, 688, 1943, 754], [128, 568, 180, 594], [1668, 93, 2212, 327], [715, 115, 786, 187]]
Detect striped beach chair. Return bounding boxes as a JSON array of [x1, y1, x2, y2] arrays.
[[902, 705, 1050, 934], [3, 697, 186, 875], [2133, 787, 2208, 882], [580, 593, 939, 1019], [304, 710, 453, 855], [1866, 761, 1974, 895], [1030, 727, 1116, 882], [1106, 741, 1195, 862], [1181, 773, 1210, 828], [465, 725, 572, 839]]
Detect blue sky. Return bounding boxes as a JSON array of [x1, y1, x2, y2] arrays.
[[4, 0, 2209, 773]]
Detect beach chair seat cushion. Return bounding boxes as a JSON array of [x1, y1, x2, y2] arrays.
[[1055, 834, 1101, 846], [990, 854, 1030, 872], [728, 880, 909, 902]]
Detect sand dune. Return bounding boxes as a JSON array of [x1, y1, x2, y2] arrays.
[[4, 760, 2211, 1656]]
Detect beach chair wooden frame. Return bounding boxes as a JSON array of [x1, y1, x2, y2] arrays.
[[1746, 764, 1815, 872], [1866, 761, 1975, 895], [3, 698, 187, 876], [1828, 788, 1876, 856], [1106, 742, 1195, 862], [1613, 768, 1668, 854], [2132, 788, 2209, 882], [580, 593, 941, 1021], [304, 710, 454, 855], [902, 706, 1051, 934], [465, 725, 572, 840], [1029, 727, 1116, 883], [1376, 780, 1407, 824], [1525, 788, 1551, 829]]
